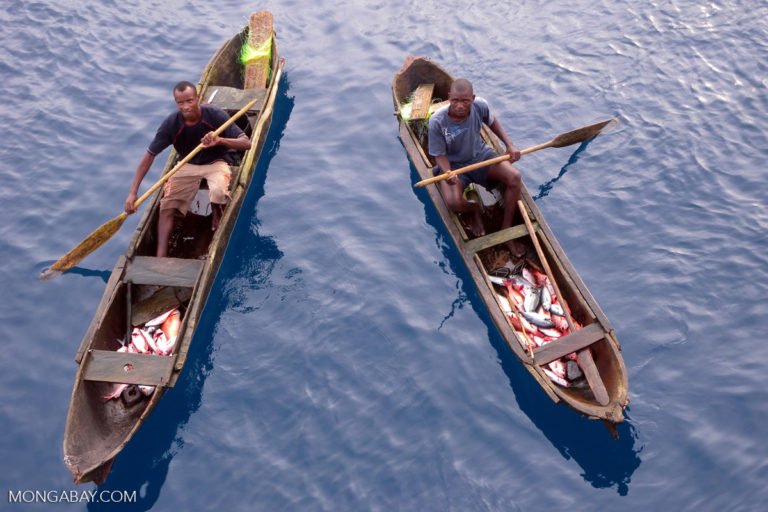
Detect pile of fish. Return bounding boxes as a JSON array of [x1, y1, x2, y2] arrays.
[[491, 265, 586, 387], [103, 307, 181, 401]]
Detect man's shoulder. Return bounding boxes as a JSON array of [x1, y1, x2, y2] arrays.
[[473, 97, 490, 110], [201, 104, 229, 119], [157, 110, 182, 131], [428, 105, 450, 127]]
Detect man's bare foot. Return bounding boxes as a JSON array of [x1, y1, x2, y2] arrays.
[[468, 210, 486, 238]]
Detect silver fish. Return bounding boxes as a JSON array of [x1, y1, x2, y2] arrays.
[[541, 286, 552, 311], [523, 286, 541, 312], [522, 267, 537, 286], [542, 367, 569, 387], [566, 360, 583, 380], [510, 275, 536, 288], [522, 311, 555, 328], [549, 304, 565, 317], [488, 276, 507, 286]]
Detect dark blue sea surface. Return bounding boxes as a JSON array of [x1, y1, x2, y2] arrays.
[[1, 0, 767, 510]]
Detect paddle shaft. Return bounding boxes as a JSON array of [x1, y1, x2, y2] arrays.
[[517, 200, 575, 331], [131, 92, 263, 210], [415, 143, 549, 187], [42, 85, 266, 278], [413, 118, 613, 188], [517, 200, 609, 405]]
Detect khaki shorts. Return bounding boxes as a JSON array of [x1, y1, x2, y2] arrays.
[[160, 160, 232, 215]]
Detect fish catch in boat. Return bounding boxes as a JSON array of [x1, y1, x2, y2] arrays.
[[102, 308, 181, 401], [491, 262, 588, 387]]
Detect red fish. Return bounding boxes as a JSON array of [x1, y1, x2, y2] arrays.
[[509, 314, 538, 336], [539, 327, 562, 339], [505, 284, 525, 309], [130, 328, 153, 354], [551, 314, 570, 333], [149, 309, 180, 356], [103, 383, 128, 401], [161, 309, 180, 341], [542, 367, 569, 387], [146, 308, 175, 327]]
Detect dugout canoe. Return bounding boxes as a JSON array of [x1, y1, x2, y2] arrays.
[[63, 11, 284, 484], [392, 56, 629, 423]]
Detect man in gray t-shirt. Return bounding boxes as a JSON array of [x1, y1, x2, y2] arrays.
[[428, 78, 524, 257]]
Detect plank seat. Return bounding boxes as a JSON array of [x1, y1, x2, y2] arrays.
[[533, 322, 605, 365], [410, 83, 435, 120], [429, 100, 449, 115], [124, 256, 202, 288], [203, 86, 266, 114], [83, 350, 174, 386], [464, 223, 534, 253]]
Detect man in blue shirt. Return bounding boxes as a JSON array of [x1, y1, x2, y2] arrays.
[[428, 78, 524, 258], [124, 81, 251, 257]]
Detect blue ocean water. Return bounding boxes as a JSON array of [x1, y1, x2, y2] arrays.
[[1, 0, 766, 510]]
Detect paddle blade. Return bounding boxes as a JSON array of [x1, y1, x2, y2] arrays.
[[40, 213, 128, 280], [550, 119, 616, 148]]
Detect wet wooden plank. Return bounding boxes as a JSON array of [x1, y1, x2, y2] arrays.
[[410, 83, 434, 120], [124, 256, 202, 288], [533, 322, 605, 365], [578, 348, 610, 406], [465, 223, 532, 254], [203, 86, 266, 114], [131, 287, 192, 327], [83, 350, 174, 386], [429, 100, 449, 115], [243, 11, 273, 89]]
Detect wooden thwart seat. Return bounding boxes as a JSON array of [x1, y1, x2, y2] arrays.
[[204, 86, 266, 114], [124, 256, 202, 288], [532, 322, 610, 405], [410, 83, 435, 120], [429, 100, 449, 115], [465, 223, 534, 253], [532, 322, 605, 365], [83, 350, 174, 386]]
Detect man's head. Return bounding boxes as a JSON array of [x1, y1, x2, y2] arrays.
[[448, 78, 475, 119], [172, 81, 201, 121]]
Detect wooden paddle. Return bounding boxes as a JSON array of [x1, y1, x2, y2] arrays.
[[517, 200, 610, 406], [414, 119, 614, 187], [40, 92, 264, 280]]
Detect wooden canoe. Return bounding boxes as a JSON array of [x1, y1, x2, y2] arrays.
[[63, 12, 284, 484], [392, 56, 629, 423]]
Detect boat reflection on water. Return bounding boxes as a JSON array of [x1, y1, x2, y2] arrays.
[[485, 318, 641, 496], [534, 140, 593, 201]]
